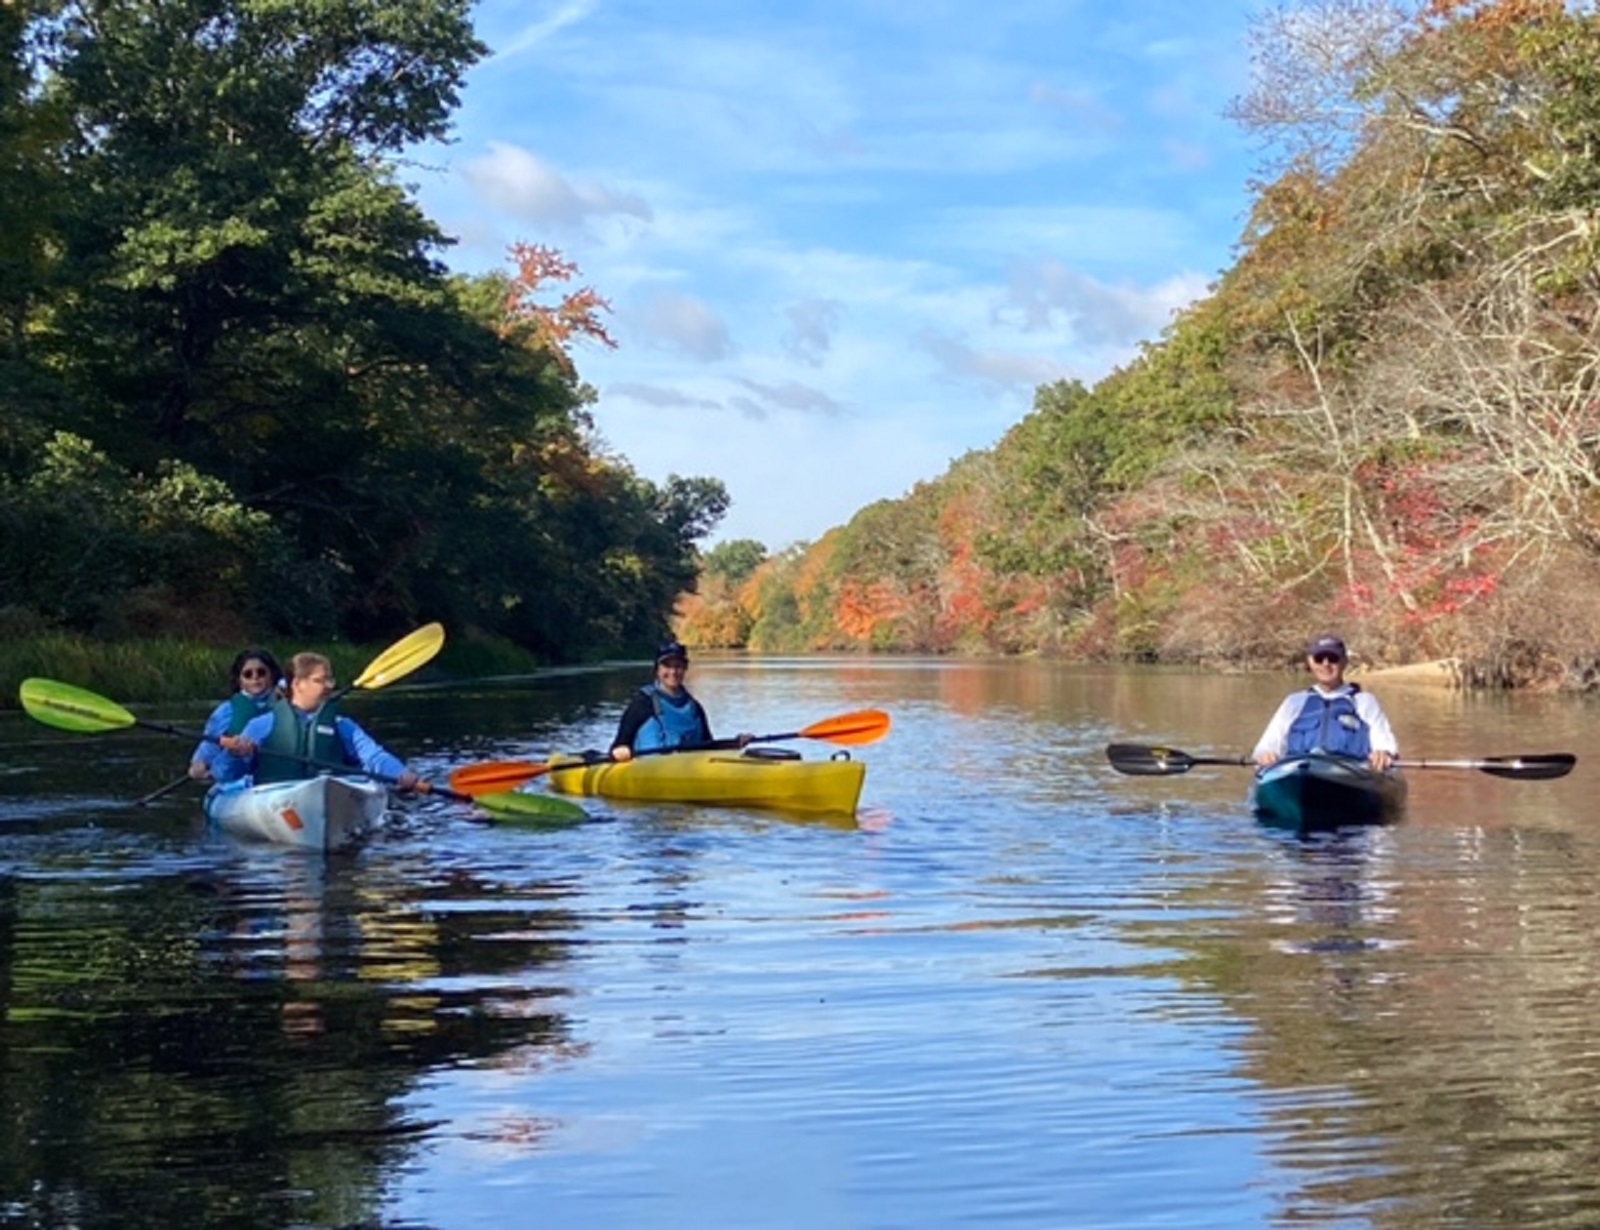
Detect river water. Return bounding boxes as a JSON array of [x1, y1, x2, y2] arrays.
[[1, 657, 1597, 1229]]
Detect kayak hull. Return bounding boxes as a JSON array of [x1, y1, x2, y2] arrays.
[[204, 775, 388, 851], [546, 749, 866, 815], [1250, 754, 1407, 831]]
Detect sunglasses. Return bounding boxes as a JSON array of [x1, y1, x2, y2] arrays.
[[240, 666, 271, 680], [1310, 653, 1345, 665]]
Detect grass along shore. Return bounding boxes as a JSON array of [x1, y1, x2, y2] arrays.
[[0, 631, 548, 712]]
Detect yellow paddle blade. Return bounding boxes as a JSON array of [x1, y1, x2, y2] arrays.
[[351, 623, 445, 691], [796, 708, 891, 746], [19, 678, 138, 734]]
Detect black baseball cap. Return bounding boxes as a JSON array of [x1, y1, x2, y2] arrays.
[[655, 640, 689, 665], [1307, 635, 1347, 659]]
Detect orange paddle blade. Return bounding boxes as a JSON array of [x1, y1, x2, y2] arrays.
[[797, 709, 891, 746], [448, 760, 549, 795]]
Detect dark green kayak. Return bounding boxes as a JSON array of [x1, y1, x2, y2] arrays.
[[1249, 753, 1407, 831]]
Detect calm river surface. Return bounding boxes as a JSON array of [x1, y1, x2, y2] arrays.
[[2, 657, 1598, 1229]]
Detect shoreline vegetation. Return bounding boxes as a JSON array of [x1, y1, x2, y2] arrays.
[[0, 634, 1475, 717], [0, 633, 560, 712], [671, 9, 1600, 689]]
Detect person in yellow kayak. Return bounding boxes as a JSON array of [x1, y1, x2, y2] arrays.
[[1252, 634, 1398, 771], [608, 641, 752, 761], [187, 647, 284, 782], [212, 651, 424, 789]]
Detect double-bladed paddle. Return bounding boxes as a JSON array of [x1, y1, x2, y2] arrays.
[[1393, 753, 1576, 780], [472, 708, 893, 784], [1105, 742, 1575, 781], [19, 676, 582, 823], [132, 623, 448, 807], [1104, 744, 1251, 775]]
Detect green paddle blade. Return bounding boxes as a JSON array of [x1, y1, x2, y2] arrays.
[[475, 791, 588, 828], [351, 623, 445, 691], [19, 678, 138, 734]]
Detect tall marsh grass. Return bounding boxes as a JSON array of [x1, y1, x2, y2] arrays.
[[0, 635, 473, 712]]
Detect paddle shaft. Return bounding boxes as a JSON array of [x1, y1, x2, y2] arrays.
[[540, 708, 891, 777], [144, 625, 445, 805], [133, 775, 198, 807], [554, 737, 809, 773], [1107, 742, 1573, 782]]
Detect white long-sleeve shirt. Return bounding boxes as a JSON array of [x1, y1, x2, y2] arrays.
[[1251, 685, 1399, 760]]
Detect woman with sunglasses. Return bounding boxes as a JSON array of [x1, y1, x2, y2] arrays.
[[1252, 635, 1398, 771], [211, 651, 422, 790], [187, 647, 285, 782]]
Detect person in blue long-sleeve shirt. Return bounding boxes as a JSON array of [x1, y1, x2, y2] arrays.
[[188, 647, 284, 782], [213, 651, 423, 791]]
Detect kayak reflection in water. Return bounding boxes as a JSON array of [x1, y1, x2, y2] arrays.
[[607, 640, 751, 762], [1252, 634, 1399, 772], [212, 651, 424, 790]]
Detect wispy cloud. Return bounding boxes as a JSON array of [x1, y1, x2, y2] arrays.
[[781, 300, 843, 366], [996, 260, 1207, 347], [917, 332, 1075, 391], [462, 142, 652, 231], [491, 0, 599, 62], [628, 291, 733, 362], [415, 2, 1258, 548]]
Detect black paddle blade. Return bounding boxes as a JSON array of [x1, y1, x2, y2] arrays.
[[1105, 743, 1197, 776], [1479, 753, 1576, 781]]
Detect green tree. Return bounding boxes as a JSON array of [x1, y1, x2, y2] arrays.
[[703, 539, 768, 585]]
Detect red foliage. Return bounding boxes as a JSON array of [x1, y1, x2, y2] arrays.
[[503, 243, 617, 357], [834, 580, 909, 643]]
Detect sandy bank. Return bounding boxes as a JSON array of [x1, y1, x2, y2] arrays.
[[1352, 659, 1461, 688]]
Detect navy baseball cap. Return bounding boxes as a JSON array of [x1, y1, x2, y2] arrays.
[[1307, 635, 1347, 659], [655, 640, 689, 665]]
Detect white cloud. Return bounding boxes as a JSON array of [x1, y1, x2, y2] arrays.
[[627, 292, 733, 362], [462, 142, 652, 231], [916, 331, 1075, 391], [734, 377, 845, 418], [605, 383, 724, 412], [781, 299, 843, 366], [490, 0, 599, 62], [996, 259, 1208, 347], [411, 2, 1260, 550]]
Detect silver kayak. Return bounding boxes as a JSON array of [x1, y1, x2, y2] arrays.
[[204, 775, 388, 851]]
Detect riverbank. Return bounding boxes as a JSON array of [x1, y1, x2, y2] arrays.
[[1353, 659, 1463, 688], [0, 631, 548, 711]]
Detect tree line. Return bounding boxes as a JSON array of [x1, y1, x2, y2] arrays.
[[0, 0, 727, 662], [680, 0, 1600, 688]]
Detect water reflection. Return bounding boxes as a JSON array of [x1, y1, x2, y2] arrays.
[[2, 662, 1599, 1228]]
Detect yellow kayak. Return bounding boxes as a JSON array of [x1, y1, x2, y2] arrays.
[[545, 747, 866, 815]]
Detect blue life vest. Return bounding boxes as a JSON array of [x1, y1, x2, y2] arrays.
[[634, 684, 709, 752], [255, 697, 345, 783], [1285, 687, 1372, 759]]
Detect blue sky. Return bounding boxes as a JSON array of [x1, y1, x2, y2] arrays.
[[411, 1, 1263, 550]]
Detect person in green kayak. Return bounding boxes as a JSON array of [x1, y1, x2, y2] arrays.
[[212, 651, 425, 789], [608, 641, 752, 761], [1252, 634, 1398, 771], [187, 647, 284, 782]]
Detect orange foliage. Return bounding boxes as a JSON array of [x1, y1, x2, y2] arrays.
[[1422, 0, 1563, 30], [503, 243, 617, 359], [834, 580, 910, 642]]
